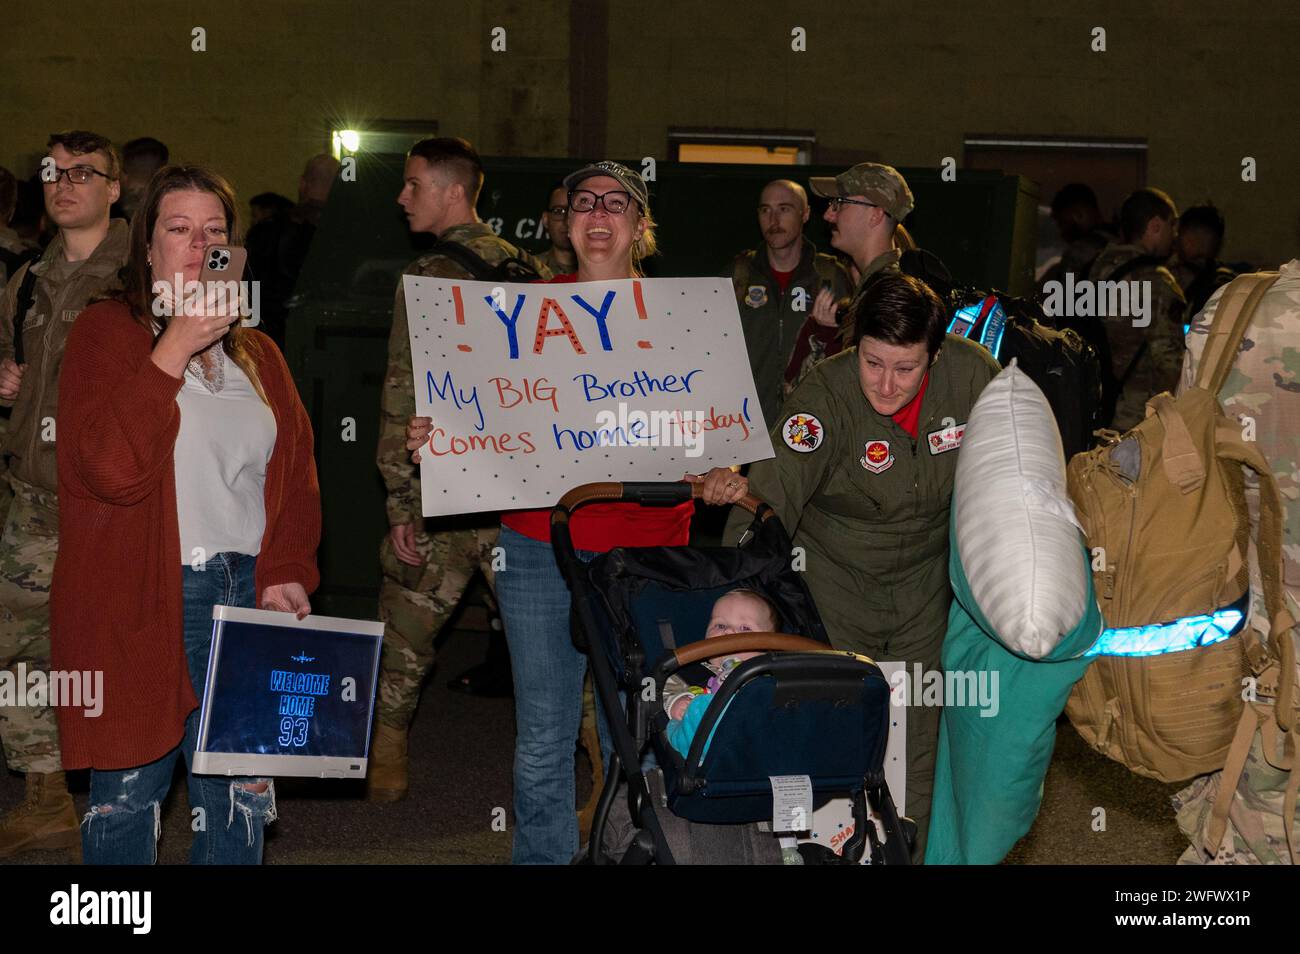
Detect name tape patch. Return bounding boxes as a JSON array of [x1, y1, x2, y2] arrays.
[[926, 421, 966, 455]]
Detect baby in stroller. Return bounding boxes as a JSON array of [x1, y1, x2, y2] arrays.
[[554, 481, 911, 864], [663, 588, 779, 756], [662, 587, 808, 863]]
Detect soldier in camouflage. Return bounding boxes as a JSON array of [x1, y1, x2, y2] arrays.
[[537, 182, 576, 278], [1167, 204, 1239, 319], [0, 166, 39, 527], [372, 137, 549, 801], [0, 132, 126, 857], [1173, 260, 1300, 864], [1086, 188, 1188, 432], [1038, 183, 1113, 292]]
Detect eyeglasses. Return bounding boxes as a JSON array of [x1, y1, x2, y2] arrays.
[[546, 205, 568, 217], [827, 196, 878, 212], [48, 165, 116, 186], [569, 190, 632, 214]]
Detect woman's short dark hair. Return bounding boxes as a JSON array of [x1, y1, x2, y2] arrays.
[[851, 272, 948, 357]]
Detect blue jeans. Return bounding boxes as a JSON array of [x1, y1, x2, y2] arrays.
[[82, 552, 277, 865], [497, 526, 614, 864]]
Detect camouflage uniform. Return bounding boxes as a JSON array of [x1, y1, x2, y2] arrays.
[[0, 479, 58, 772], [1037, 228, 1111, 292], [1086, 243, 1187, 431], [1172, 261, 1300, 863], [0, 224, 41, 290], [0, 221, 128, 772], [537, 246, 575, 278], [1168, 254, 1239, 321], [851, 248, 903, 298], [375, 222, 549, 730], [0, 227, 47, 536]]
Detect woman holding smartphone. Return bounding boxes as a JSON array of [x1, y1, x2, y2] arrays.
[[50, 165, 321, 865], [406, 161, 744, 863]]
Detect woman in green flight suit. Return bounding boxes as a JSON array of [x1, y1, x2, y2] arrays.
[[723, 273, 1001, 859]]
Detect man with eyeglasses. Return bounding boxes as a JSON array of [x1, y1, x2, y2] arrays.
[[811, 162, 916, 297], [537, 182, 576, 277], [726, 180, 854, 429], [372, 137, 550, 802], [0, 130, 128, 858]]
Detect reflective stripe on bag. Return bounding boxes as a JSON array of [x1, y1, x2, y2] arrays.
[[1086, 593, 1249, 658]]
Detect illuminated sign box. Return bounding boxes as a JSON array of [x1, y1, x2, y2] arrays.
[[193, 606, 383, 779]]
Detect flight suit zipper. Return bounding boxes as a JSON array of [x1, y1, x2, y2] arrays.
[[913, 411, 939, 519], [776, 279, 787, 359]]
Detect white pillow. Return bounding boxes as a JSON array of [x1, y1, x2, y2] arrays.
[[953, 360, 1088, 659]]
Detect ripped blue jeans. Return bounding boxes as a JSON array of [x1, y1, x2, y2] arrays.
[[83, 552, 277, 865]]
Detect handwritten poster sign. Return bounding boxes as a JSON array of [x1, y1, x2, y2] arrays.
[[405, 276, 775, 516]]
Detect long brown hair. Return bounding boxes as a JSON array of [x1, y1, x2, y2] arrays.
[[114, 164, 267, 404]]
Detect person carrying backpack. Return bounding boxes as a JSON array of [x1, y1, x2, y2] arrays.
[[1172, 263, 1300, 864], [1064, 271, 1294, 851], [371, 137, 550, 802], [1084, 188, 1188, 431], [0, 132, 128, 858]]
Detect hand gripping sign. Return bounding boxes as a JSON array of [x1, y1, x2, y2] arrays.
[[405, 276, 775, 516]]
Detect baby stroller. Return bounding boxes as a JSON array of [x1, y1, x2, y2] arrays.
[[552, 481, 912, 865]]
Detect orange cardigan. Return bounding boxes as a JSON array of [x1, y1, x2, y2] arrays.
[[51, 300, 321, 770]]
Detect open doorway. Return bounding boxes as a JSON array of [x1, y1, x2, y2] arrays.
[[964, 134, 1147, 279]]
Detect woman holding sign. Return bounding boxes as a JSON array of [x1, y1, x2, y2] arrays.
[[408, 160, 744, 864], [50, 165, 321, 864]]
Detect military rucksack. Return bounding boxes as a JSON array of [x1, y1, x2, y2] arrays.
[[1064, 272, 1292, 783], [428, 238, 543, 284], [944, 287, 1104, 460]]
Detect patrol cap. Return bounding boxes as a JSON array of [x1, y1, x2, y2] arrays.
[[563, 160, 649, 209], [809, 162, 914, 221]]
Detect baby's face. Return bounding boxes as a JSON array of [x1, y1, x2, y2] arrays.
[[705, 594, 775, 663]]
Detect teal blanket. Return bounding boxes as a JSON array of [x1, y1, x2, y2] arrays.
[[924, 516, 1102, 865]]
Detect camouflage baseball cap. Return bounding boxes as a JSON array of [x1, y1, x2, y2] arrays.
[[809, 162, 913, 221], [563, 160, 649, 209]]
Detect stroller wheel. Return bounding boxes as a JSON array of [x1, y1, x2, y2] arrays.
[[796, 842, 845, 865]]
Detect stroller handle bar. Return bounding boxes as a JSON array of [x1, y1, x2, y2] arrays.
[[552, 481, 773, 525], [671, 631, 834, 666]]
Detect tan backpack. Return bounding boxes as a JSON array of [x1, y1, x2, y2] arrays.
[[1064, 273, 1295, 783]]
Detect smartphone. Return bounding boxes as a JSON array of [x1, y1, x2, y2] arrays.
[[198, 244, 247, 286], [196, 245, 249, 329]]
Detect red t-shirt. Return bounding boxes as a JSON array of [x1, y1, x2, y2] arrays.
[[770, 267, 795, 296], [891, 372, 930, 439], [499, 273, 694, 551]]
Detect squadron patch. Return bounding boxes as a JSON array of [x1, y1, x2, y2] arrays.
[[926, 421, 966, 455], [744, 284, 768, 308], [782, 413, 823, 453], [860, 439, 894, 473]]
